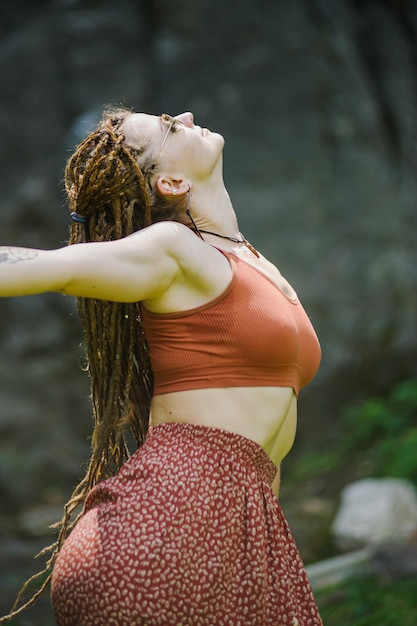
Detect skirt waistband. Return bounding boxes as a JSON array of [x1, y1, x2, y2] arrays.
[[147, 422, 277, 484]]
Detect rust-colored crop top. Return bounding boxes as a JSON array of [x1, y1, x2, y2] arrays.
[[140, 250, 321, 396]]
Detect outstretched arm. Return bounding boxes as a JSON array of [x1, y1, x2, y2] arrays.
[[0, 222, 183, 302], [0, 246, 60, 296]]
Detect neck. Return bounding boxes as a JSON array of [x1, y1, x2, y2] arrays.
[[186, 198, 259, 257], [187, 182, 240, 237], [194, 225, 260, 257]]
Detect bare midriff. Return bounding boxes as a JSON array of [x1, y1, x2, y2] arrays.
[[150, 385, 297, 468]]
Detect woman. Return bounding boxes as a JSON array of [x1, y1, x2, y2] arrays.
[[0, 109, 322, 625]]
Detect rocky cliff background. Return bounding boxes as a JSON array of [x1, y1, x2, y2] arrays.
[[0, 0, 416, 622]]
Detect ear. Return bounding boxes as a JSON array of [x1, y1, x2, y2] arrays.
[[156, 176, 190, 197]]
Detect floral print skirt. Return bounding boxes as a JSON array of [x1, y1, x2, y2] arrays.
[[51, 422, 322, 626]]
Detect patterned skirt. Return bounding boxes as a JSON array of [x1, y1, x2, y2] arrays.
[[51, 423, 322, 626]]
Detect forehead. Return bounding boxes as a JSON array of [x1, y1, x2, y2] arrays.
[[121, 113, 163, 149]]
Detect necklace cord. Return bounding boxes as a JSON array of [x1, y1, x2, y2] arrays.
[[186, 210, 259, 257], [186, 209, 204, 240]]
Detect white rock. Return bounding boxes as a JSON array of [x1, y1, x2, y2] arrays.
[[332, 478, 417, 549]]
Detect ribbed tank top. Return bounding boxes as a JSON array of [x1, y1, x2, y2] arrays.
[[140, 250, 321, 396]]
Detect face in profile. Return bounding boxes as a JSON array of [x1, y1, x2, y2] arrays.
[[121, 112, 225, 183]]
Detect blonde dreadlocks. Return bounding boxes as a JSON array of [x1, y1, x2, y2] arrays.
[[1, 107, 189, 622]]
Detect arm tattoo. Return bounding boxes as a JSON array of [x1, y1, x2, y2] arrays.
[[0, 247, 38, 264]]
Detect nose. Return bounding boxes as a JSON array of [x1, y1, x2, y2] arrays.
[[175, 112, 194, 128]]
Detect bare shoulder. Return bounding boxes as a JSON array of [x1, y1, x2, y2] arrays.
[[164, 222, 232, 279], [127, 221, 228, 272], [122, 221, 200, 257], [134, 222, 233, 312]]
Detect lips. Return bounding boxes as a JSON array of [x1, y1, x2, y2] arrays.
[[195, 125, 209, 137]]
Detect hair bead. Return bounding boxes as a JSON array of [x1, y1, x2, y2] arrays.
[[70, 211, 88, 223]]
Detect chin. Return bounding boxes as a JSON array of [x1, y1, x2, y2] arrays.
[[211, 131, 225, 150]]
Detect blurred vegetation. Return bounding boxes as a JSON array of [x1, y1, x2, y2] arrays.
[[316, 574, 417, 625], [292, 378, 417, 624], [292, 378, 417, 488]]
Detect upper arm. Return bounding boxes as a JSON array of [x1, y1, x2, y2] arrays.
[[56, 222, 183, 302]]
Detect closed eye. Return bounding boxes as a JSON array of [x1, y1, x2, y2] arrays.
[[161, 114, 185, 134]]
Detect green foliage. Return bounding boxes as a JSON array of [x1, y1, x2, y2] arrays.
[[344, 379, 417, 440], [316, 574, 417, 625], [289, 448, 343, 485], [342, 379, 417, 483], [290, 380, 417, 624], [376, 427, 417, 480], [291, 379, 417, 487]]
